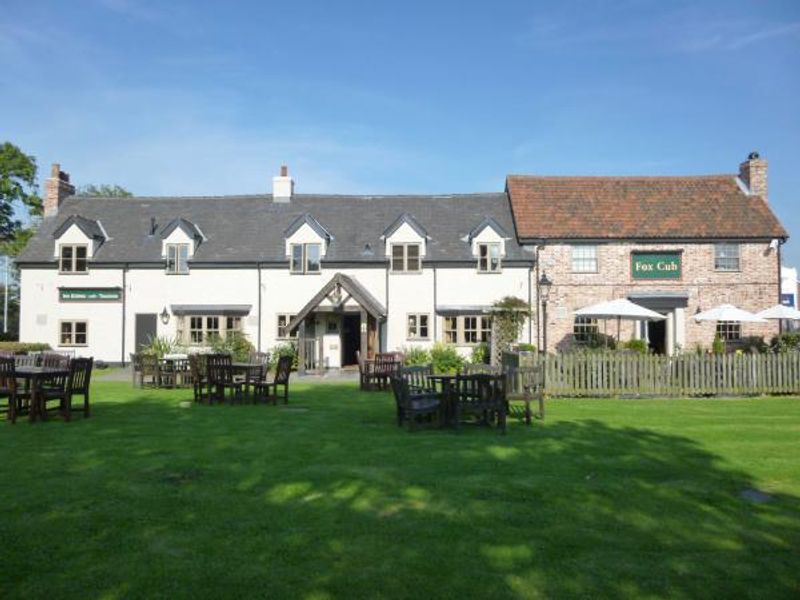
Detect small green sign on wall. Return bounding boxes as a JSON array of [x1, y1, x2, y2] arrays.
[[59, 287, 123, 301], [631, 252, 682, 280]]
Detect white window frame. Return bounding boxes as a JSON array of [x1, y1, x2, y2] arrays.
[[59, 244, 88, 274], [186, 315, 232, 345], [443, 315, 492, 345], [714, 243, 740, 272], [478, 243, 501, 273], [716, 321, 741, 341], [390, 243, 421, 273], [573, 317, 599, 343], [277, 314, 298, 339], [59, 320, 88, 346], [406, 314, 430, 340], [166, 243, 190, 274], [571, 245, 598, 273], [290, 243, 322, 274]]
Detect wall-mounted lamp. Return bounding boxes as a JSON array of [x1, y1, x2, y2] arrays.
[[160, 307, 170, 325]]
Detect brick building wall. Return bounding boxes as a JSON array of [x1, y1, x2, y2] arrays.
[[535, 240, 781, 352]]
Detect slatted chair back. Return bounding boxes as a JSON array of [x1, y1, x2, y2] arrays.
[[389, 375, 409, 410], [0, 355, 17, 395], [141, 354, 159, 376], [455, 373, 505, 411], [375, 353, 401, 377], [206, 353, 234, 385], [250, 351, 270, 366], [42, 353, 70, 369], [463, 363, 502, 376], [273, 355, 293, 385], [401, 364, 433, 391], [14, 354, 37, 368], [67, 358, 93, 395], [188, 354, 206, 382]]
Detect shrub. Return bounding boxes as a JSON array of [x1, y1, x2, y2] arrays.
[[269, 342, 298, 371], [583, 332, 617, 351], [712, 334, 725, 355], [210, 332, 255, 362], [516, 343, 537, 353], [738, 336, 768, 354], [621, 339, 648, 354], [430, 342, 464, 374], [401, 346, 431, 366], [770, 332, 800, 353], [0, 341, 51, 354], [471, 342, 489, 365], [142, 335, 184, 359]]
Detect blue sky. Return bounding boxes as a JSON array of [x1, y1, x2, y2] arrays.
[[2, 0, 799, 264]]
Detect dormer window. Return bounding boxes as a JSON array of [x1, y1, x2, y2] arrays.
[[166, 243, 190, 274], [290, 243, 321, 274], [391, 243, 421, 273], [478, 243, 501, 272], [59, 245, 88, 274]]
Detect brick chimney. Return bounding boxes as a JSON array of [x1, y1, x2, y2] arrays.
[[739, 151, 768, 202], [44, 163, 76, 217], [272, 164, 294, 203]]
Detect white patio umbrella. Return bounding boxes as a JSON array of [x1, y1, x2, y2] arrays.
[[693, 304, 767, 323], [756, 304, 800, 321], [574, 298, 666, 343]]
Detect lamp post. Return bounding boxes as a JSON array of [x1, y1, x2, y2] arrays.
[[538, 272, 553, 353]]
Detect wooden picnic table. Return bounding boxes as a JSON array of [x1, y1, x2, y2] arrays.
[[15, 366, 71, 423]]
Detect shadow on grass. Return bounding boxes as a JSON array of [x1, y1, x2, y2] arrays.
[[1, 383, 799, 599]]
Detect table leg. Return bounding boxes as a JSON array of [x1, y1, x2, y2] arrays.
[[29, 380, 40, 423]]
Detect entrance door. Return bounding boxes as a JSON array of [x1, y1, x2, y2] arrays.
[[341, 314, 361, 366], [647, 320, 666, 354], [135, 313, 158, 351]]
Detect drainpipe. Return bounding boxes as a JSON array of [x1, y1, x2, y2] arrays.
[[257, 262, 262, 352], [433, 266, 438, 340], [535, 245, 541, 350], [777, 241, 784, 335], [121, 264, 127, 366], [527, 264, 533, 344]]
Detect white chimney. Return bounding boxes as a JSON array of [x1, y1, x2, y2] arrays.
[[272, 164, 294, 203]]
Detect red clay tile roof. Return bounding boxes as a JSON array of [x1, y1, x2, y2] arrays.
[[506, 175, 787, 240]]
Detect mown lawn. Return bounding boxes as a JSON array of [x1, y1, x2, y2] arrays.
[[1, 381, 799, 599]]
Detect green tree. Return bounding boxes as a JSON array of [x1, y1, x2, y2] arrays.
[[0, 142, 42, 242], [77, 183, 133, 197]]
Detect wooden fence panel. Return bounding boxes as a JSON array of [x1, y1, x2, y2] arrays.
[[511, 352, 800, 397]]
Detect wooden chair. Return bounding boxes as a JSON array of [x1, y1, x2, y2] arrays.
[[159, 358, 177, 389], [206, 353, 242, 404], [130, 353, 143, 386], [140, 354, 160, 388], [400, 364, 436, 394], [389, 375, 441, 431], [254, 355, 292, 405], [62, 358, 93, 420], [188, 354, 209, 403], [374, 353, 401, 390], [0, 356, 21, 423], [453, 373, 507, 434], [356, 350, 378, 391]]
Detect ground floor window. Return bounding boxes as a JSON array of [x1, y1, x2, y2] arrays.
[[180, 315, 240, 345], [407, 314, 430, 340], [573, 317, 599, 343], [60, 320, 87, 346], [716, 320, 741, 341], [277, 314, 298, 339], [443, 315, 492, 345]]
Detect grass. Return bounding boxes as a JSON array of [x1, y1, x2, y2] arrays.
[[1, 382, 799, 599]]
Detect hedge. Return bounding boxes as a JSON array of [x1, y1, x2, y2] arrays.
[[0, 342, 52, 354]]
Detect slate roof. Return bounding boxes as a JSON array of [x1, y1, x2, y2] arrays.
[[506, 175, 788, 240], [19, 193, 530, 264]]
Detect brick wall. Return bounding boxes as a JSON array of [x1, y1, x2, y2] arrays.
[[535, 241, 780, 352]]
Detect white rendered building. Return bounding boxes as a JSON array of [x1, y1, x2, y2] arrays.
[[18, 164, 534, 367]]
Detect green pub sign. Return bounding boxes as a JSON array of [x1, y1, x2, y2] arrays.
[[59, 287, 123, 302], [631, 252, 682, 280]]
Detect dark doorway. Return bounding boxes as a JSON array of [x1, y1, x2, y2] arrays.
[[135, 313, 158, 351], [341, 314, 361, 366], [647, 320, 666, 354]]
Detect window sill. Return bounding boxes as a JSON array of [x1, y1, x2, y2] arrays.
[[290, 271, 322, 275], [165, 272, 191, 276], [389, 271, 423, 275], [59, 344, 88, 348], [58, 271, 90, 276], [713, 269, 742, 273], [406, 337, 431, 342]]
